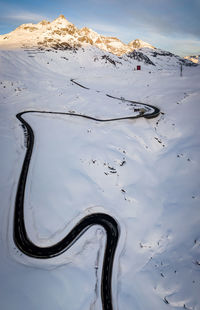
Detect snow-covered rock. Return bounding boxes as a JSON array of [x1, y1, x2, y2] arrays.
[[0, 15, 132, 55], [0, 15, 129, 54], [184, 55, 200, 64], [125, 47, 198, 69], [128, 38, 155, 50]]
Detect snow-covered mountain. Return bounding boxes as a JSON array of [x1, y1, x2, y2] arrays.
[[0, 15, 184, 59], [0, 15, 136, 55], [1, 15, 196, 71], [125, 47, 197, 69], [0, 15, 197, 69]]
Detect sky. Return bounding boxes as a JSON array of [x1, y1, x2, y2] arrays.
[[0, 0, 200, 56]]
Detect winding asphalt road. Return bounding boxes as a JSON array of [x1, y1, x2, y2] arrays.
[[70, 78, 160, 119], [14, 92, 160, 310]]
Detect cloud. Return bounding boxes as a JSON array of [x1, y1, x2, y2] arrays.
[[6, 11, 48, 23], [88, 23, 121, 34], [0, 2, 49, 26], [161, 37, 200, 56], [140, 31, 200, 56], [91, 0, 200, 39], [0, 4, 50, 34], [87, 22, 130, 39]]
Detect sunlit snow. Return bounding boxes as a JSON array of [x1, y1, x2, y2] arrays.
[[0, 46, 200, 310]]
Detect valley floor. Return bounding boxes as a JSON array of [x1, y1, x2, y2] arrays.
[[0, 48, 200, 310]]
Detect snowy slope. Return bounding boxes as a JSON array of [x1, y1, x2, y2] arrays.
[[0, 46, 200, 310], [125, 47, 198, 69]]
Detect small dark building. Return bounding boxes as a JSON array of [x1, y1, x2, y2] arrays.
[[137, 65, 141, 70]]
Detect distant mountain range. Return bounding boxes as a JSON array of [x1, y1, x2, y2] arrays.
[[0, 15, 197, 68]]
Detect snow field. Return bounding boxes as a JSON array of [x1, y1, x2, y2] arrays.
[[0, 48, 200, 310]]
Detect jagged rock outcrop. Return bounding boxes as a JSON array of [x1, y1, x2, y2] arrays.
[[126, 50, 155, 65], [0, 15, 151, 56]]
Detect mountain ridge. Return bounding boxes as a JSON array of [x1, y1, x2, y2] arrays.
[[0, 15, 155, 56], [0, 15, 197, 69]]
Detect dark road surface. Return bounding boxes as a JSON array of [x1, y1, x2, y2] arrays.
[[14, 95, 160, 310], [70, 78, 160, 119]]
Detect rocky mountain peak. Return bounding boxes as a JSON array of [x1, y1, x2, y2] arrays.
[[58, 14, 66, 19], [128, 39, 155, 49], [51, 15, 73, 28], [80, 27, 90, 33], [0, 15, 156, 55]]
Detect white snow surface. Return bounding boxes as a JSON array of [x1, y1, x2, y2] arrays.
[[0, 47, 200, 310]]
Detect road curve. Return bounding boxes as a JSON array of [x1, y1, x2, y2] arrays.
[[70, 78, 160, 119], [14, 106, 159, 310]]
